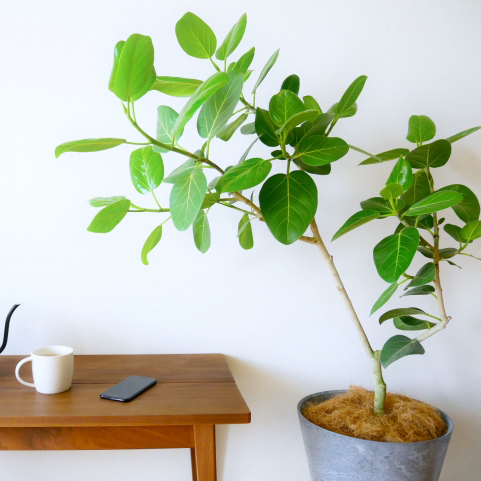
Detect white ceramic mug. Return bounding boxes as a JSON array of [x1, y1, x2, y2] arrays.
[[15, 346, 74, 394]]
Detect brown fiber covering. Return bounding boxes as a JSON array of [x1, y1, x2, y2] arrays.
[[303, 386, 447, 442]]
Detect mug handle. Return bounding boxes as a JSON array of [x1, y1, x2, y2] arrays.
[[15, 356, 35, 388]]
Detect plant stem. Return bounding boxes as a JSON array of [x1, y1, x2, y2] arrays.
[[372, 351, 386, 414]]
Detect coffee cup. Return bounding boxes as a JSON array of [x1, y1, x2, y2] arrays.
[[15, 346, 74, 394]]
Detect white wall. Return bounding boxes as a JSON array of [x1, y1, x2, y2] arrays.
[[1, 0, 480, 479]]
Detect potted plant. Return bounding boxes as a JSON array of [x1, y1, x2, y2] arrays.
[[55, 12, 480, 481]]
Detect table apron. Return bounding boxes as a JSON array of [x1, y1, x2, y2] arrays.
[[0, 425, 195, 450]]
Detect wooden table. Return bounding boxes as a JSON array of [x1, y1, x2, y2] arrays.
[[0, 354, 251, 481]]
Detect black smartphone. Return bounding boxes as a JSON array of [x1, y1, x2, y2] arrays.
[[100, 375, 157, 402]]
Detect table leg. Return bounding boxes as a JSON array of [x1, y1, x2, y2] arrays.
[[193, 425, 216, 481], [190, 448, 198, 481]]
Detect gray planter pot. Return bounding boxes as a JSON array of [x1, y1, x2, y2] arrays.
[[298, 390, 453, 481]]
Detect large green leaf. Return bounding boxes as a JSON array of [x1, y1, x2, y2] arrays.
[[406, 115, 436, 144], [401, 170, 432, 206], [269, 90, 305, 128], [129, 147, 164, 194], [281, 75, 300, 95], [193, 210, 211, 253], [108, 40, 125, 92], [278, 110, 318, 137], [406, 140, 451, 168], [386, 157, 413, 190], [171, 72, 229, 138], [379, 307, 426, 324], [380, 183, 403, 201], [216, 158, 271, 193], [444, 224, 463, 242], [301, 113, 335, 139], [373, 227, 419, 283], [87, 199, 131, 233], [216, 13, 247, 60], [332, 210, 380, 240], [259, 171, 317, 245], [113, 34, 155, 101], [328, 102, 357, 118], [175, 12, 217, 58], [89, 196, 127, 207], [255, 108, 279, 147], [233, 47, 255, 73], [252, 49, 280, 93], [402, 285, 435, 296], [407, 263, 435, 288], [55, 138, 126, 158], [336, 75, 367, 117], [439, 184, 480, 223], [359, 148, 410, 165], [446, 126, 481, 143], [169, 167, 207, 231], [201, 192, 220, 209], [393, 316, 435, 331], [293, 158, 331, 176], [153, 106, 182, 153], [405, 191, 463, 216], [150, 76, 202, 97], [297, 136, 349, 166], [217, 113, 248, 141], [141, 225, 162, 265], [360, 197, 393, 215], [371, 283, 398, 315], [380, 335, 425, 368], [238, 214, 254, 249], [303, 95, 322, 113], [163, 159, 197, 184], [460, 220, 481, 243], [197, 72, 244, 139]]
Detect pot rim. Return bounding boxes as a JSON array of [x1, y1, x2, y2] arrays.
[[298, 389, 454, 445]]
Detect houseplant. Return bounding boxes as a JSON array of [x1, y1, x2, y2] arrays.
[[55, 12, 480, 480]]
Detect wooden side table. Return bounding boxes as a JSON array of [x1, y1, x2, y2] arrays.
[[0, 354, 251, 481]]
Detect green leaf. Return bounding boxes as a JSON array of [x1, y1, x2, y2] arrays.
[[269, 90, 305, 128], [328, 102, 357, 118], [332, 210, 380, 241], [407, 263, 435, 288], [303, 95, 322, 113], [252, 49, 280, 94], [371, 283, 398, 315], [401, 170, 432, 206], [380, 183, 403, 201], [439, 184, 480, 223], [446, 126, 481, 143], [281, 74, 300, 95], [406, 115, 436, 144], [393, 316, 435, 331], [55, 138, 126, 158], [278, 110, 318, 137], [163, 159, 196, 184], [201, 192, 220, 209], [439, 247, 458, 259], [405, 191, 463, 216], [255, 108, 279, 147], [169, 167, 207, 231], [379, 307, 426, 324], [89, 196, 127, 207], [238, 214, 254, 249], [217, 113, 248, 141], [113, 34, 155, 101], [380, 335, 425, 368], [259, 171, 317, 245], [193, 210, 211, 253], [108, 40, 125, 92], [406, 139, 452, 168], [386, 157, 413, 190], [217, 158, 272, 193], [360, 197, 393, 215], [150, 76, 202, 97], [233, 47, 255, 73], [172, 72, 229, 138], [298, 136, 349, 166], [241, 122, 256, 135], [197, 72, 244, 139], [301, 113, 335, 139], [336, 75, 367, 117], [359, 148, 410, 165], [373, 227, 419, 283], [87, 199, 131, 233], [141, 225, 162, 265], [216, 13, 247, 60], [129, 147, 164, 194], [402, 285, 435, 296], [175, 12, 217, 58], [293, 158, 331, 176], [444, 224, 463, 242], [460, 220, 481, 243], [154, 106, 182, 153]]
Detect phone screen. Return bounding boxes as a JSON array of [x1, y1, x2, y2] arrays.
[[100, 375, 157, 402]]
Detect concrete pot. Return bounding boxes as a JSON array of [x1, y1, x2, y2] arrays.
[[298, 390, 453, 481]]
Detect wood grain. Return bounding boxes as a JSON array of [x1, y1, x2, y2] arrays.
[[194, 425, 217, 481]]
